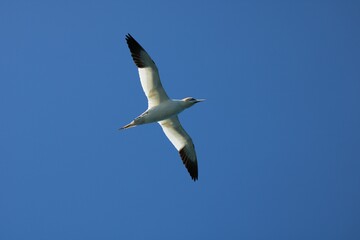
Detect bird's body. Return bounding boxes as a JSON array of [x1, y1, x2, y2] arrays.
[[121, 34, 204, 181], [122, 99, 197, 129]]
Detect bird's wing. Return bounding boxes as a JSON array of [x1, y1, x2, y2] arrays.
[[159, 116, 198, 181], [126, 34, 170, 108]]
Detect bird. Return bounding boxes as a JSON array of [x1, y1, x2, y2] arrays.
[[120, 34, 204, 181]]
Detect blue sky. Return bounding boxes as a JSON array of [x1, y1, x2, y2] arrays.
[[1, 0, 360, 239]]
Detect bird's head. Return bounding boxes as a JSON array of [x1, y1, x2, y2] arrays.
[[182, 97, 205, 107]]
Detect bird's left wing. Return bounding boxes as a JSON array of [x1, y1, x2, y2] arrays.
[[159, 116, 198, 181], [126, 34, 170, 108]]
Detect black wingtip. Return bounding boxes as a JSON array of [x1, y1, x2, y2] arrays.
[[125, 33, 147, 68], [125, 33, 137, 44], [179, 147, 198, 181]]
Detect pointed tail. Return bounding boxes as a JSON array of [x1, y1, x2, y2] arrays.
[[119, 121, 136, 130]]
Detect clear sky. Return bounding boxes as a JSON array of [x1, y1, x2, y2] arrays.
[[1, 1, 359, 239]]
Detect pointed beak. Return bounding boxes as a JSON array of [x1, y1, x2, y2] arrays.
[[195, 99, 206, 103]]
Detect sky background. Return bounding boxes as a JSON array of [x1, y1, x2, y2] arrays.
[[1, 0, 360, 239]]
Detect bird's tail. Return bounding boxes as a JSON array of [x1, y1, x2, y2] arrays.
[[119, 121, 136, 130]]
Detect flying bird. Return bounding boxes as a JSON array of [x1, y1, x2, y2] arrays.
[[120, 34, 204, 181]]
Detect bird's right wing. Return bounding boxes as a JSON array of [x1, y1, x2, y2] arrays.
[[126, 34, 170, 108], [159, 116, 198, 181]]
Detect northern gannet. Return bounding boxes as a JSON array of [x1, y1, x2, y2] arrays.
[[120, 34, 204, 181]]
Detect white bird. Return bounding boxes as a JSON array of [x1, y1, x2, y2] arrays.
[[120, 34, 204, 181]]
